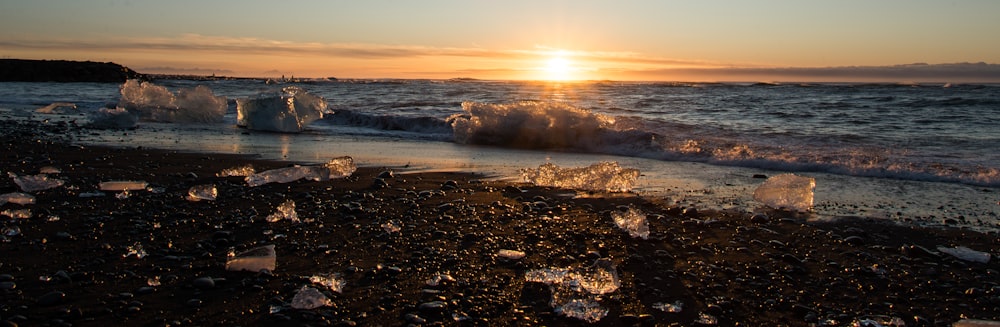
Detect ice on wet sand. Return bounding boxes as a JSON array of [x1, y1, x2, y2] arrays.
[[246, 157, 356, 187], [290, 286, 332, 309], [611, 207, 649, 239], [308, 274, 344, 293], [99, 181, 148, 192], [1, 192, 36, 205], [525, 259, 621, 323], [217, 165, 256, 177], [753, 173, 815, 212], [266, 200, 299, 223], [226, 244, 276, 272], [186, 184, 217, 201], [9, 172, 65, 192], [937, 246, 991, 263], [520, 161, 639, 192], [236, 86, 328, 133]]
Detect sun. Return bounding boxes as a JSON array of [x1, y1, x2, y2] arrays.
[[541, 51, 576, 81]]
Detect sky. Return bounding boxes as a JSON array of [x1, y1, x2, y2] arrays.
[[2, 0, 1000, 82]]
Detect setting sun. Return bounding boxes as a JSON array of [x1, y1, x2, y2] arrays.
[[539, 51, 580, 81]]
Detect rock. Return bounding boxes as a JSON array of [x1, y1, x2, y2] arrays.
[[192, 276, 215, 289], [0, 59, 144, 82]]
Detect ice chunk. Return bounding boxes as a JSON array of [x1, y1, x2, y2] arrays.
[[217, 164, 256, 177], [426, 273, 456, 286], [35, 102, 77, 114], [123, 242, 147, 259], [381, 220, 401, 233], [226, 244, 277, 272], [555, 299, 608, 324], [266, 200, 299, 223], [937, 246, 991, 263], [753, 174, 815, 212], [87, 107, 138, 129], [9, 172, 65, 192], [118, 79, 227, 123], [497, 249, 526, 260], [525, 259, 620, 323], [653, 300, 684, 313], [3, 226, 21, 237], [696, 312, 719, 325], [520, 161, 639, 192], [290, 286, 332, 309], [236, 86, 328, 132], [611, 207, 649, 239], [186, 184, 217, 201], [308, 273, 344, 293], [99, 181, 148, 192], [2, 209, 32, 219], [246, 157, 356, 187], [1, 192, 36, 205]]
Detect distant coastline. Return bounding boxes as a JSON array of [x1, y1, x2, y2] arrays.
[[0, 59, 144, 83]]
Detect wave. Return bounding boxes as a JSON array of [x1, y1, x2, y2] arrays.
[[325, 108, 453, 135], [444, 101, 1000, 187]]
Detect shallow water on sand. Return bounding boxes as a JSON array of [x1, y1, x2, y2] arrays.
[[70, 121, 1000, 232]]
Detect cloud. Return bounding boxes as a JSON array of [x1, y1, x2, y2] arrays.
[[0, 34, 501, 60]]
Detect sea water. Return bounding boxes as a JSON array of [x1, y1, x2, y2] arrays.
[[1, 79, 998, 230]]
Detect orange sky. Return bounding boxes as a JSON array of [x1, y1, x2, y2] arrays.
[[2, 1, 999, 82]]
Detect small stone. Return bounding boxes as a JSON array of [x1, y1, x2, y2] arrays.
[[0, 281, 15, 290], [418, 301, 446, 312], [192, 276, 215, 289], [843, 236, 864, 245], [186, 298, 203, 307]]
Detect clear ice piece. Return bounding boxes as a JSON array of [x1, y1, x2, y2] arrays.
[[555, 298, 608, 323], [2, 209, 32, 219], [123, 242, 147, 259], [87, 107, 138, 129], [954, 320, 1000, 327], [426, 273, 456, 286], [0, 192, 36, 205], [246, 157, 356, 187], [217, 164, 256, 177], [653, 301, 684, 313], [520, 161, 639, 192], [226, 244, 277, 272], [9, 172, 65, 192], [186, 184, 217, 201], [497, 249, 526, 260], [525, 259, 620, 323], [99, 181, 148, 192], [290, 286, 332, 309], [937, 246, 991, 263], [35, 102, 77, 114], [308, 273, 344, 293], [753, 173, 815, 212], [236, 86, 328, 132], [118, 79, 227, 123], [611, 207, 649, 239], [266, 200, 298, 223]]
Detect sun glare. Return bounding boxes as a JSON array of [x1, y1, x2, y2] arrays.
[[541, 51, 576, 81]]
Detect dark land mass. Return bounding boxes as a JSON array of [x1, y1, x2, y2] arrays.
[[0, 59, 144, 83], [1, 118, 999, 327]]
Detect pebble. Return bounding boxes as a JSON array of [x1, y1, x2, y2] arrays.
[[192, 276, 215, 289], [0, 282, 14, 290], [186, 298, 203, 307]]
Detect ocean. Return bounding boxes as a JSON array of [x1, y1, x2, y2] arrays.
[[1, 79, 998, 230]]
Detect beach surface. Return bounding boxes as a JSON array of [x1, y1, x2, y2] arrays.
[[2, 118, 999, 326]]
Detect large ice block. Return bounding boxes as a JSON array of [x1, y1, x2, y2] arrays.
[[118, 79, 227, 123], [752, 174, 815, 212], [245, 157, 356, 187], [520, 161, 639, 193], [225, 244, 276, 272], [236, 86, 328, 132]]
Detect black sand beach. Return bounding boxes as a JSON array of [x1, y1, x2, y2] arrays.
[[1, 118, 999, 326]]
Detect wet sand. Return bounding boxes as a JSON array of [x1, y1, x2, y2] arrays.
[[1, 118, 999, 326]]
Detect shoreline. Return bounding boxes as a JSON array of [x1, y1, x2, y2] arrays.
[[2, 118, 1000, 325]]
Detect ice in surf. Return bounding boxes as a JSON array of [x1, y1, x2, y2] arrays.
[[236, 86, 328, 133]]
